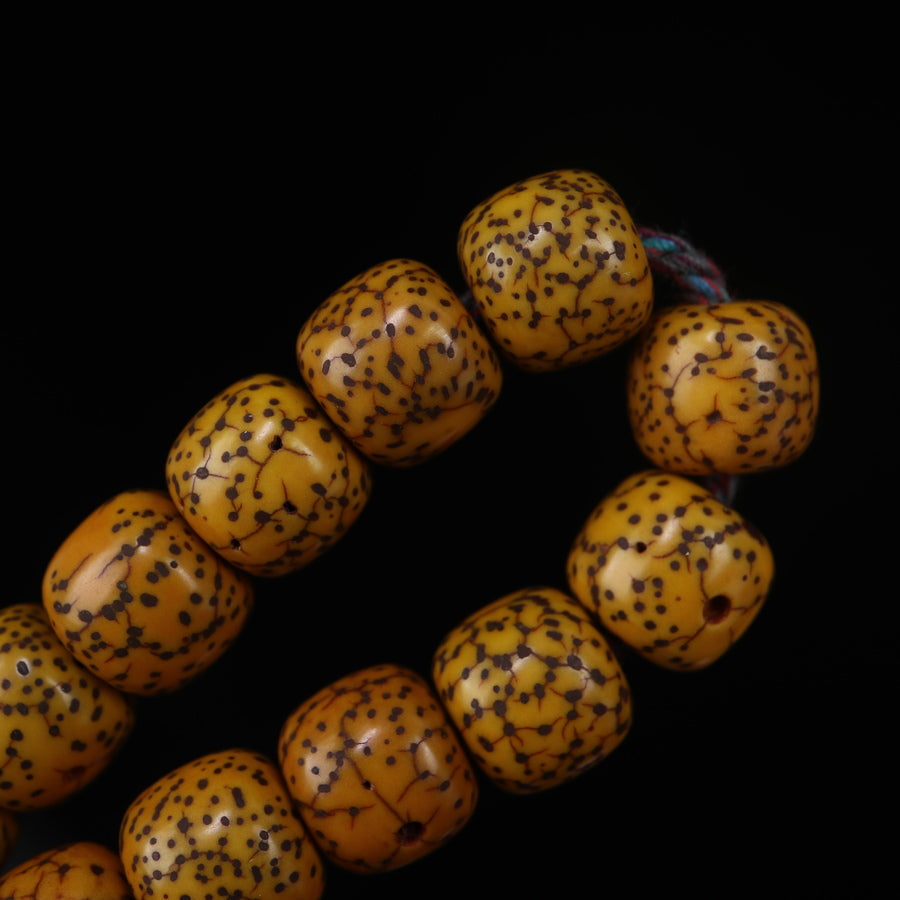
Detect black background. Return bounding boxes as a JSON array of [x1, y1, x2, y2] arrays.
[[4, 28, 893, 899]]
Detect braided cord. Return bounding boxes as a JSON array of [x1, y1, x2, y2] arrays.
[[638, 227, 731, 306]]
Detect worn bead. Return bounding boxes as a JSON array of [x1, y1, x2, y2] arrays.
[[166, 373, 371, 577], [567, 469, 774, 671], [120, 747, 324, 900], [457, 168, 653, 371], [278, 663, 478, 874], [627, 300, 819, 474], [0, 841, 133, 899], [297, 258, 503, 466], [42, 489, 254, 696], [0, 603, 134, 811], [0, 809, 17, 870], [432, 586, 632, 793]]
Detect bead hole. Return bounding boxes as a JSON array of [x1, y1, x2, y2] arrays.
[[703, 594, 731, 623], [395, 821, 424, 846]]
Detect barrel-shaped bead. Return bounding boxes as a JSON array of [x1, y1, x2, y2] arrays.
[[432, 586, 632, 793], [627, 300, 819, 474], [278, 663, 478, 874], [0, 603, 134, 811], [42, 489, 254, 696], [567, 469, 774, 670], [457, 168, 653, 371], [119, 748, 325, 900], [166, 373, 371, 577], [297, 258, 503, 466]]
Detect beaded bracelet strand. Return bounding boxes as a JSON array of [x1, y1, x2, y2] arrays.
[[0, 168, 820, 899]]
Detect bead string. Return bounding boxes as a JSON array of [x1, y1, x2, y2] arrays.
[[1, 206, 786, 895]]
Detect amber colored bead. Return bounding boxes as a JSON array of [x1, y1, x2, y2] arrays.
[[0, 808, 17, 870], [0, 603, 134, 812], [297, 258, 503, 466], [120, 747, 324, 900], [457, 168, 653, 372], [627, 300, 819, 474], [0, 840, 133, 899], [166, 372, 371, 577], [41, 488, 254, 696], [567, 469, 774, 671], [278, 663, 478, 874], [432, 587, 632, 794]]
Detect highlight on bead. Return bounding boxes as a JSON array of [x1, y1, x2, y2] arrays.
[[278, 663, 478, 874], [567, 469, 775, 671], [41, 489, 255, 696], [626, 300, 819, 475], [0, 603, 135, 812], [119, 748, 325, 900], [432, 586, 632, 793], [166, 372, 372, 577], [457, 168, 654, 372], [296, 258, 503, 466]]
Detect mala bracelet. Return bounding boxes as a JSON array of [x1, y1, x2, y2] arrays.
[[0, 168, 820, 899]]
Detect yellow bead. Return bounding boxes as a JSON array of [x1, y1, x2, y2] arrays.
[[627, 300, 819, 474], [278, 663, 478, 874], [120, 748, 324, 900], [42, 489, 254, 696], [567, 469, 774, 671], [457, 168, 653, 371], [0, 841, 133, 900], [0, 603, 134, 811], [297, 258, 503, 466], [432, 586, 632, 794], [166, 373, 371, 577]]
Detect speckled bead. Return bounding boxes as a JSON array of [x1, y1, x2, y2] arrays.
[[0, 603, 134, 812], [296, 259, 503, 466], [278, 663, 478, 874], [457, 168, 653, 371], [0, 809, 16, 870], [41, 489, 254, 696], [119, 747, 324, 900], [432, 586, 632, 794], [0, 841, 133, 900], [627, 300, 819, 474], [166, 373, 371, 577], [567, 469, 774, 671]]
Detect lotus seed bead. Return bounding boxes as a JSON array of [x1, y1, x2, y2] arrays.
[[432, 586, 632, 793], [166, 372, 371, 577], [457, 168, 653, 371], [567, 469, 775, 670], [297, 258, 503, 466], [627, 300, 819, 474], [42, 488, 254, 696]]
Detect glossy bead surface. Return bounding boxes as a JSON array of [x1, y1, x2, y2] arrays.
[[567, 469, 774, 671], [432, 586, 632, 793], [0, 841, 133, 900], [42, 489, 254, 696], [457, 168, 653, 371], [297, 258, 503, 466], [278, 663, 478, 873], [0, 603, 134, 811], [119, 747, 324, 900], [166, 373, 371, 577], [627, 300, 819, 474]]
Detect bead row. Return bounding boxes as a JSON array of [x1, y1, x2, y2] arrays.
[[0, 168, 820, 899]]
